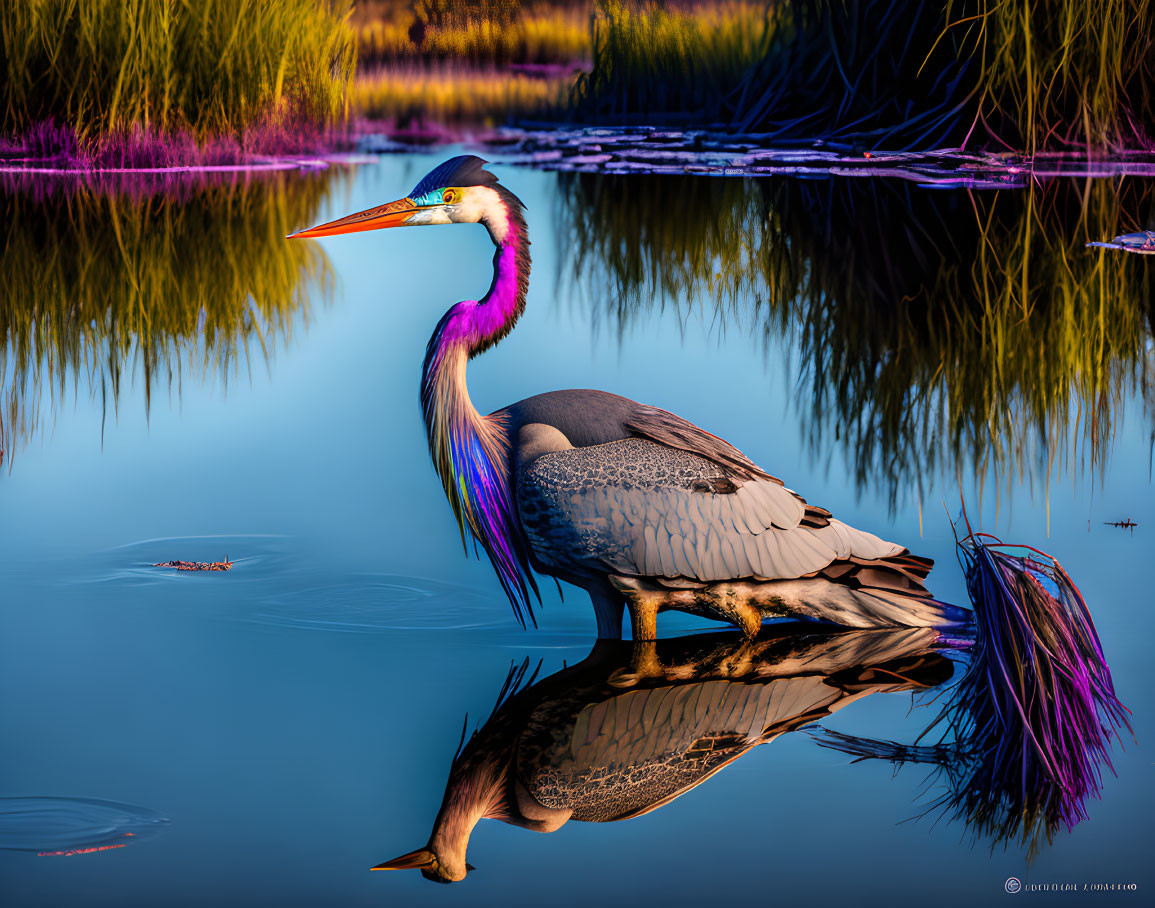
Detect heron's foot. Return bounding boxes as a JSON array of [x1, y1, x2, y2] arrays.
[[726, 598, 764, 640], [607, 642, 664, 688], [692, 584, 764, 639]]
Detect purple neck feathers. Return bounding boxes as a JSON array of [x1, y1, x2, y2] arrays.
[[420, 187, 539, 624]]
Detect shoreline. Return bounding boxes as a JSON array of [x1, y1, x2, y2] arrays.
[[4, 130, 1154, 190]]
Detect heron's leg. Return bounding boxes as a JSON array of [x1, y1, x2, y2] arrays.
[[607, 641, 665, 688], [630, 641, 663, 676], [589, 588, 625, 640], [625, 592, 661, 641]]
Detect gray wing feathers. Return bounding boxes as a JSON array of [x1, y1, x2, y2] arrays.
[[528, 677, 842, 821], [518, 437, 903, 582], [624, 404, 774, 482]]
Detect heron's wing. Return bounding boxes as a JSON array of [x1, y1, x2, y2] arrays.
[[624, 404, 776, 483], [522, 676, 846, 822], [517, 436, 901, 582]]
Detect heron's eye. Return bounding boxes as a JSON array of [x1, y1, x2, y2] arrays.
[[442, 188, 459, 204]]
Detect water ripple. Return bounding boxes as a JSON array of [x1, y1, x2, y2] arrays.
[[250, 572, 507, 633], [0, 797, 170, 856], [72, 534, 295, 587]]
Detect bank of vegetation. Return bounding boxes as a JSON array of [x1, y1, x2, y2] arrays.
[[571, 0, 1154, 152], [2, 1, 1150, 164], [0, 0, 355, 164]]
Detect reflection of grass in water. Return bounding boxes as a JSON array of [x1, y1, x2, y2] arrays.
[[558, 172, 1153, 504], [353, 64, 574, 124], [801, 180, 1153, 510], [0, 0, 355, 150], [0, 173, 337, 466]]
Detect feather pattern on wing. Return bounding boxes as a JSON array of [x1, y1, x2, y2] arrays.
[[517, 437, 903, 583], [525, 676, 840, 822]]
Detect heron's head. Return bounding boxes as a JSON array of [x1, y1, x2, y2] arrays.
[[288, 155, 520, 243], [372, 846, 475, 884]]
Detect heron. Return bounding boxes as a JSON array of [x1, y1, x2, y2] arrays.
[[289, 156, 969, 640], [370, 626, 954, 882]]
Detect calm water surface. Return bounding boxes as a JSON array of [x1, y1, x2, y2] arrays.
[[1, 154, 1152, 906]]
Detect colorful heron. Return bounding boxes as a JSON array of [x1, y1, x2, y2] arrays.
[[372, 626, 953, 882], [290, 156, 970, 639]]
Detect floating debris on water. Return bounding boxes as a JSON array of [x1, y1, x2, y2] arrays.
[[153, 557, 233, 572], [1086, 230, 1155, 254], [474, 127, 1155, 188], [0, 797, 170, 856]]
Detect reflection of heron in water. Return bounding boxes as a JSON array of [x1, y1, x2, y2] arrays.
[[369, 626, 954, 882], [290, 156, 969, 639]]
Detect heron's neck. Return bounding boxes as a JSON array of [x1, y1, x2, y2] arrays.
[[419, 190, 537, 622], [427, 756, 508, 880]]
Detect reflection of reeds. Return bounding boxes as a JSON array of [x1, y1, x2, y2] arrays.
[[557, 173, 1154, 504], [353, 64, 574, 124], [0, 172, 337, 467], [946, 536, 1131, 855], [811, 534, 1130, 858], [792, 179, 1154, 510], [0, 0, 355, 151]]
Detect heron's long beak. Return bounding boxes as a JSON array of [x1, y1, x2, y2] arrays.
[[287, 197, 423, 239], [371, 847, 437, 871]]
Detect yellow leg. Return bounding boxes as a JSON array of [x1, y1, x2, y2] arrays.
[[732, 600, 763, 639], [630, 641, 663, 678], [607, 641, 665, 688], [698, 585, 763, 639], [626, 592, 661, 641]]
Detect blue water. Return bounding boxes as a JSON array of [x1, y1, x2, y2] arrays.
[[1, 154, 1151, 906]]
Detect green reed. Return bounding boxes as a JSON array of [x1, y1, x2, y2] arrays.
[[955, 0, 1155, 152], [571, 0, 1153, 152], [0, 172, 337, 466], [572, 0, 775, 126], [557, 173, 1153, 506], [354, 0, 588, 66], [0, 0, 356, 150]]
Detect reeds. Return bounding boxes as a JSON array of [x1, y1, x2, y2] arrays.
[[357, 6, 589, 65], [572, 0, 776, 126], [957, 0, 1155, 152], [0, 0, 356, 155], [571, 0, 1154, 152], [0, 171, 338, 466]]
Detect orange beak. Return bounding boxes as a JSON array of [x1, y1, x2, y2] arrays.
[[371, 847, 437, 871], [287, 197, 422, 239]]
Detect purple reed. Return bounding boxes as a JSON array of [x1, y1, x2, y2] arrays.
[[809, 532, 1131, 857], [1, 118, 350, 172], [944, 535, 1132, 851]]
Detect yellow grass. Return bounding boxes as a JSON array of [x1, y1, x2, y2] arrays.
[[357, 8, 589, 63], [352, 64, 574, 123]]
